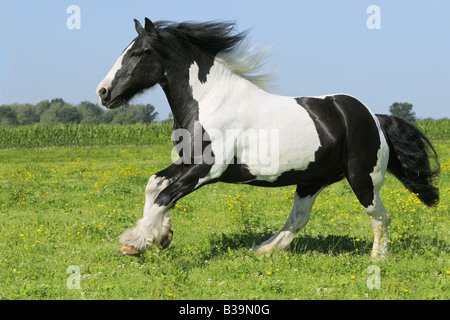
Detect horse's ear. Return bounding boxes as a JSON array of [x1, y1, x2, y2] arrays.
[[134, 19, 144, 34], [144, 17, 157, 37]]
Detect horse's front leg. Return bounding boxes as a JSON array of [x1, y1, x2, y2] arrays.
[[118, 163, 186, 256], [118, 162, 212, 256]]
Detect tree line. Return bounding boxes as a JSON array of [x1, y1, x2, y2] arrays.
[[0, 98, 159, 126], [0, 99, 444, 127]]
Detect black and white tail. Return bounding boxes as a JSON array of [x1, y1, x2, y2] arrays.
[[376, 115, 440, 207]]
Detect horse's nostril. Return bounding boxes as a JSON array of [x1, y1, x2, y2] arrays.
[[99, 87, 109, 99]]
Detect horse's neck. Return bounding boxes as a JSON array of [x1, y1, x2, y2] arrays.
[[161, 71, 197, 130]]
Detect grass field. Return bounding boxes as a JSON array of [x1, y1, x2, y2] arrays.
[[0, 126, 448, 300]]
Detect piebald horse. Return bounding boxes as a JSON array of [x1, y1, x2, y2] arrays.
[[96, 18, 439, 259]]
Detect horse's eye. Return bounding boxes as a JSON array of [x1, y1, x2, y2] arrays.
[[130, 50, 141, 57], [130, 48, 151, 57]]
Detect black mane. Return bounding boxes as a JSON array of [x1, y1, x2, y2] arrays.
[[153, 21, 248, 57]]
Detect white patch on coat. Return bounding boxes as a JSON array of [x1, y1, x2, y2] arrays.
[[365, 127, 390, 258], [189, 59, 322, 188], [143, 175, 172, 217]]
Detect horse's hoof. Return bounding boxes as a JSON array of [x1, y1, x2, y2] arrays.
[[158, 230, 173, 250], [118, 245, 141, 257]]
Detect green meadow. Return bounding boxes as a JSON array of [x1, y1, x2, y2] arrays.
[[0, 123, 448, 300]]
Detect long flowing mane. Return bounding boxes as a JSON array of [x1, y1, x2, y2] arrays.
[[154, 21, 276, 89]]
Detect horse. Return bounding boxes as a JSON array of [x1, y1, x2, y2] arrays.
[[96, 18, 440, 259]]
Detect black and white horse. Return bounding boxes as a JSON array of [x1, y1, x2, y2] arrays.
[[96, 18, 439, 259]]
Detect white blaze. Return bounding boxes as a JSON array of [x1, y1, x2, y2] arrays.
[[95, 41, 135, 102]]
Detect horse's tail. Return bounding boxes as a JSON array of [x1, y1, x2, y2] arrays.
[[376, 114, 440, 207]]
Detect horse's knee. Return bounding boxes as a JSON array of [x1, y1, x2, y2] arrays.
[[146, 175, 162, 193], [146, 175, 172, 199]]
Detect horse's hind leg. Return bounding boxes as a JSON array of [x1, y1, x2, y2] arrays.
[[346, 145, 391, 259], [253, 186, 322, 254], [366, 192, 390, 259], [352, 187, 391, 259]]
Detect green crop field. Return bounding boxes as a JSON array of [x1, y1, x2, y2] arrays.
[[0, 122, 448, 300]]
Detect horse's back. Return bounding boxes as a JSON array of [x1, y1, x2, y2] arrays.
[[296, 93, 385, 174], [296, 94, 382, 151]]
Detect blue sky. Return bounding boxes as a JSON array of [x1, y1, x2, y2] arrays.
[[0, 0, 449, 119]]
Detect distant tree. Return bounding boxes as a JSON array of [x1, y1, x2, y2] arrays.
[[58, 105, 82, 123], [0, 106, 18, 126], [111, 110, 134, 124], [105, 105, 129, 124], [34, 100, 51, 118], [99, 110, 116, 124], [16, 104, 39, 125], [132, 104, 158, 124], [78, 101, 104, 124], [40, 99, 82, 124], [389, 102, 416, 122], [40, 99, 64, 124], [105, 104, 158, 124], [0, 99, 159, 126]]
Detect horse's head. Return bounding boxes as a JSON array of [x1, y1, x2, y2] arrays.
[[96, 18, 165, 109]]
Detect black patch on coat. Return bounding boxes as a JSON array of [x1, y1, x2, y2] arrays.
[[295, 95, 381, 207]]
